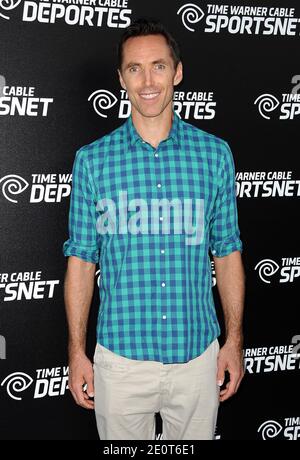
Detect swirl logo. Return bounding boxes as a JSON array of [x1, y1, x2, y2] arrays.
[[0, 0, 22, 20], [254, 259, 280, 284], [1, 372, 33, 400], [88, 89, 118, 118], [254, 93, 280, 120], [0, 174, 29, 203], [177, 3, 204, 32], [257, 420, 282, 440]]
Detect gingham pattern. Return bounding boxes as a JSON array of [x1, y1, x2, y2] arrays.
[[63, 110, 243, 363]]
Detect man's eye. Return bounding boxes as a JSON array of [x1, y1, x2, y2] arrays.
[[155, 64, 166, 70], [129, 66, 139, 72]]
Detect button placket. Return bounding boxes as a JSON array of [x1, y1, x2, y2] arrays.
[[152, 144, 168, 329]]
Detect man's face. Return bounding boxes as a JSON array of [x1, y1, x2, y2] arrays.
[[118, 34, 183, 118]]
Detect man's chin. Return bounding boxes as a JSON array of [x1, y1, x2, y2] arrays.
[[133, 105, 166, 119]]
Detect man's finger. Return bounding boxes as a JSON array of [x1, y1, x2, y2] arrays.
[[73, 383, 94, 409], [79, 400, 94, 409], [219, 373, 239, 401], [75, 393, 94, 409]]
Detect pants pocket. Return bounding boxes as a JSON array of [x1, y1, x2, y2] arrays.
[[94, 343, 127, 373]]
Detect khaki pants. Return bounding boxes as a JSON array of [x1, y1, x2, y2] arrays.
[[93, 339, 220, 440]]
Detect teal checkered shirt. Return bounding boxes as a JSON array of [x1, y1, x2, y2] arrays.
[[63, 111, 243, 363]]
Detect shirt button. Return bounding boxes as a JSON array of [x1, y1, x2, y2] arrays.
[[157, 183, 162, 188], [159, 216, 163, 221], [162, 315, 167, 320], [161, 249, 165, 254], [154, 153, 159, 157], [161, 282, 166, 287], [212, 250, 217, 255]]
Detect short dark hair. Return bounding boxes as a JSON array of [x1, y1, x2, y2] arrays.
[[117, 18, 181, 71]]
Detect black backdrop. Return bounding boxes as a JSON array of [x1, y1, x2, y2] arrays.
[[0, 0, 299, 441]]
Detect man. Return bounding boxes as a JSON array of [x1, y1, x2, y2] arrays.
[[63, 18, 245, 440]]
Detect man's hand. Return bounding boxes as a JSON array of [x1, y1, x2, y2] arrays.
[[216, 341, 244, 402], [68, 353, 95, 409]]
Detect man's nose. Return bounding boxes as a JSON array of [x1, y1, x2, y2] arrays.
[[143, 68, 154, 86]]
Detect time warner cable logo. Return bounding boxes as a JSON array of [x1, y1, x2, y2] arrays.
[[1, 367, 69, 400], [255, 258, 300, 284], [254, 75, 300, 120], [88, 88, 217, 120], [88, 89, 118, 118], [258, 418, 300, 440], [177, 3, 205, 32], [0, 0, 132, 26], [177, 3, 300, 36], [0, 173, 71, 203]]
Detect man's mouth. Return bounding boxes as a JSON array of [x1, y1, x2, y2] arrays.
[[139, 92, 160, 100]]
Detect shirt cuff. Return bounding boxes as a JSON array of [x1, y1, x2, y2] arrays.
[[62, 239, 99, 264], [210, 238, 243, 257]]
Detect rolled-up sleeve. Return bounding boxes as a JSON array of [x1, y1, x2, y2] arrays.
[[62, 148, 100, 263], [209, 141, 243, 257]]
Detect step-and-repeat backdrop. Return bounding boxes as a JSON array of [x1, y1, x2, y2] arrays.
[[1, 0, 299, 440]]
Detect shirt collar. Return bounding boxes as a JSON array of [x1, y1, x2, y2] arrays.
[[126, 109, 180, 147]]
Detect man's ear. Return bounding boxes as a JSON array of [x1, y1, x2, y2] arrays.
[[118, 69, 126, 91], [173, 61, 183, 87]]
